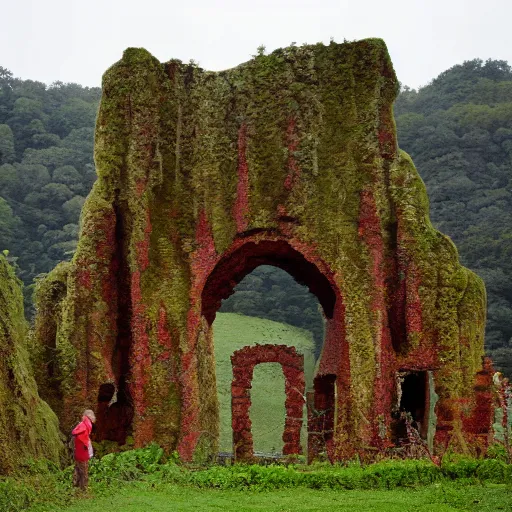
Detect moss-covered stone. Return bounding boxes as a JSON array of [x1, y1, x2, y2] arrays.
[[34, 39, 488, 460], [33, 261, 70, 414], [0, 256, 64, 474]]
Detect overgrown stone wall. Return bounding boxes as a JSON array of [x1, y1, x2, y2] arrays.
[[35, 39, 489, 461], [0, 256, 63, 473]]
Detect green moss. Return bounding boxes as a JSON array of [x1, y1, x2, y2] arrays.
[[0, 256, 64, 474], [33, 261, 70, 413]]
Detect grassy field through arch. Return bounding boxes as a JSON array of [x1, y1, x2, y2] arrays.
[[213, 312, 316, 453]]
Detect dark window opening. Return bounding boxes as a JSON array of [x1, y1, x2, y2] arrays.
[[95, 386, 134, 445], [308, 374, 336, 461], [98, 383, 115, 403], [392, 371, 429, 444]]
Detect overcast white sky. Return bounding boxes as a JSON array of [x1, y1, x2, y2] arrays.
[[2, 0, 511, 90]]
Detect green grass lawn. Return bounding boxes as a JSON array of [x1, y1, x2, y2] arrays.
[[47, 483, 512, 512], [213, 313, 316, 453]]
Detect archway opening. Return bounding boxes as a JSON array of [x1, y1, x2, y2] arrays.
[[230, 344, 305, 460], [250, 363, 286, 455], [202, 240, 336, 325], [203, 239, 337, 459]]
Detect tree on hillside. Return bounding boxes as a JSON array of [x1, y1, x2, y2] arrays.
[[0, 124, 15, 163]]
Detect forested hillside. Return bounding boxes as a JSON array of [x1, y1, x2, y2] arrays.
[[0, 59, 510, 374], [0, 66, 100, 311], [394, 59, 512, 375]]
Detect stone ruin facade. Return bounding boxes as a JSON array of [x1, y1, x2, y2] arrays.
[[35, 39, 494, 462]]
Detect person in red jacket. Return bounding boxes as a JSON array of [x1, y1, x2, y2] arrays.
[[72, 409, 96, 490]]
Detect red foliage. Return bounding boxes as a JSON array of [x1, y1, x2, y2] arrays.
[[177, 310, 202, 460], [395, 218, 423, 341], [462, 358, 495, 453], [191, 209, 218, 297], [359, 190, 395, 444], [399, 343, 437, 370], [231, 344, 305, 460], [405, 262, 423, 334], [136, 211, 152, 272], [135, 178, 147, 198], [177, 347, 201, 460], [129, 270, 153, 446], [378, 127, 395, 157], [177, 209, 219, 459], [377, 104, 396, 159], [95, 208, 116, 261], [76, 269, 92, 290], [157, 305, 173, 362]]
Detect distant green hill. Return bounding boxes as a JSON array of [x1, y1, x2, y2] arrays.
[[213, 312, 315, 453]]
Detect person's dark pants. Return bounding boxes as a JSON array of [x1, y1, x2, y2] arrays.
[[73, 460, 89, 490]]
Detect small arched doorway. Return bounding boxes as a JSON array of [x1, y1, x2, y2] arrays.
[[231, 344, 305, 460]]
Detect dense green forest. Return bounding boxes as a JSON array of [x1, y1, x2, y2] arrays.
[[0, 66, 100, 311], [0, 59, 510, 375], [394, 59, 512, 375]]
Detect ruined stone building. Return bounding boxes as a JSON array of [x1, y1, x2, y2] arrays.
[[35, 39, 493, 461]]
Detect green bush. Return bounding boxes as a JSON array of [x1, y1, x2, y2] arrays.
[[487, 443, 509, 462], [0, 461, 74, 512], [475, 458, 508, 483], [90, 444, 164, 484], [0, 480, 35, 512], [441, 458, 480, 480], [185, 460, 445, 491], [191, 464, 302, 490]]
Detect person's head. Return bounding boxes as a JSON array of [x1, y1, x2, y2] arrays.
[[83, 409, 96, 423]]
